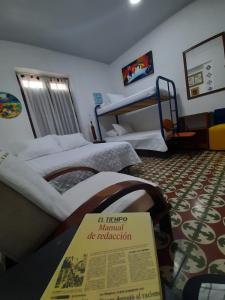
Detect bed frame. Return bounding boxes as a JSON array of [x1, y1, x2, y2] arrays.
[[95, 76, 179, 143]]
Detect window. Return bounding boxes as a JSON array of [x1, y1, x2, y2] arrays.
[[17, 73, 80, 137], [49, 82, 67, 91]]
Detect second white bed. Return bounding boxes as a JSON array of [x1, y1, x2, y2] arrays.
[[105, 130, 168, 152]]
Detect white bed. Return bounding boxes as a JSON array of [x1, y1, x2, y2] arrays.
[[98, 86, 159, 115], [105, 130, 168, 152], [25, 141, 141, 176]]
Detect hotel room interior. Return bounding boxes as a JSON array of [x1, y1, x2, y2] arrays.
[[0, 0, 225, 299]]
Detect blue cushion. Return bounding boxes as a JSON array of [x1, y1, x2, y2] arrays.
[[214, 108, 225, 124]]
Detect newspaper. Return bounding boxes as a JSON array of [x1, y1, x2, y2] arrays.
[[41, 213, 162, 300]]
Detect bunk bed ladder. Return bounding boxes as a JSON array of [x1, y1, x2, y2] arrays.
[[94, 105, 103, 141], [167, 82, 178, 133], [167, 82, 174, 126], [156, 76, 179, 139]]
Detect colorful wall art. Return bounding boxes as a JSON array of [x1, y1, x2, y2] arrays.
[[0, 92, 22, 119], [122, 51, 154, 86]]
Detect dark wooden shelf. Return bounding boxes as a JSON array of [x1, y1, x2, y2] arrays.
[[93, 140, 106, 144], [178, 112, 210, 149]]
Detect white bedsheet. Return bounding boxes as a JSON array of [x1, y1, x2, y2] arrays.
[[105, 130, 168, 152], [98, 86, 157, 115], [25, 142, 141, 176]]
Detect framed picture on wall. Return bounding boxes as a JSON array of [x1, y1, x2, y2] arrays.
[[188, 75, 195, 87], [194, 71, 203, 85], [0, 92, 22, 119], [93, 93, 103, 105], [188, 71, 203, 88], [190, 86, 200, 97], [122, 51, 154, 86]]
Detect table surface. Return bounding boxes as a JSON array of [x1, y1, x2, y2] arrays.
[[0, 226, 180, 300]]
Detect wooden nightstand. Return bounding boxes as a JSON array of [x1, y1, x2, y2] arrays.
[[178, 112, 211, 149]]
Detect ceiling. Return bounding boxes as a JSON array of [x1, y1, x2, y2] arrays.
[[0, 0, 194, 64]]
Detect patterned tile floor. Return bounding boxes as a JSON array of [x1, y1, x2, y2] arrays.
[[130, 150, 225, 297]]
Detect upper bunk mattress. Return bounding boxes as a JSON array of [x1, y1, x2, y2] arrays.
[[98, 86, 157, 115]]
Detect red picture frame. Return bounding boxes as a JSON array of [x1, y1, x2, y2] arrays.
[[122, 51, 154, 86]]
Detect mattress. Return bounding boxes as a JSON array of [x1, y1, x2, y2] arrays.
[[105, 130, 168, 152], [25, 141, 141, 177], [98, 86, 157, 115]]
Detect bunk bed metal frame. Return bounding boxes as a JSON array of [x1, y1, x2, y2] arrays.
[[95, 76, 179, 143]]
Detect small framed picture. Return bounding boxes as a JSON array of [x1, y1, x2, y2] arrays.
[[188, 75, 194, 87], [194, 71, 203, 85], [190, 86, 200, 97], [93, 92, 103, 105]]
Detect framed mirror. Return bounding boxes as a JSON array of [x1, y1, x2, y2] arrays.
[[183, 32, 225, 100]]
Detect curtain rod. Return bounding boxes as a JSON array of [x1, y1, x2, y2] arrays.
[[16, 71, 68, 80]]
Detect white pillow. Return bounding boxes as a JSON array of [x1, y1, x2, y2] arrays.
[[112, 124, 133, 136], [56, 133, 90, 151], [107, 93, 124, 104], [18, 135, 61, 161], [105, 129, 118, 137]]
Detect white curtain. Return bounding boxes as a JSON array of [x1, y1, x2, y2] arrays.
[[17, 74, 79, 137]]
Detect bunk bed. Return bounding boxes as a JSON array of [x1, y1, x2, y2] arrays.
[[94, 76, 179, 152]]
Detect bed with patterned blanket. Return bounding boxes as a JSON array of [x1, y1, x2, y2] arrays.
[[10, 134, 141, 193], [26, 141, 141, 176]]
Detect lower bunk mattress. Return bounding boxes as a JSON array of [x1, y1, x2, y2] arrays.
[[105, 130, 168, 152]]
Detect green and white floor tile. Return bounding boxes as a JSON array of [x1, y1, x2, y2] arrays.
[[131, 150, 225, 297]]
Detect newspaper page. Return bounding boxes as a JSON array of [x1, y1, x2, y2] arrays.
[[41, 212, 162, 300]]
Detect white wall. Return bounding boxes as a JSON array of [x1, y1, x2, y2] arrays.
[[0, 41, 112, 150], [1, 0, 225, 147], [108, 0, 225, 130]]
